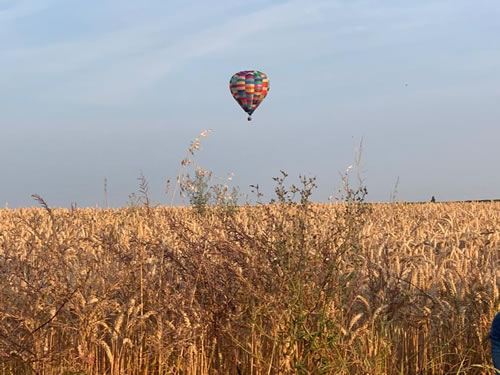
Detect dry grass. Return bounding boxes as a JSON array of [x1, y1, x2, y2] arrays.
[[0, 201, 499, 374]]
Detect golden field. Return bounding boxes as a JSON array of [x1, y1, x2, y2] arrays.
[[0, 202, 499, 374]]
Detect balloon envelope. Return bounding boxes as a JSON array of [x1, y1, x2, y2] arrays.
[[229, 70, 269, 120]]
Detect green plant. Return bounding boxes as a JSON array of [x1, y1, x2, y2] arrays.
[[181, 167, 212, 215]]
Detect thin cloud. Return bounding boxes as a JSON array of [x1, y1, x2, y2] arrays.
[[23, 0, 338, 106], [4, 0, 485, 108], [0, 0, 54, 22]]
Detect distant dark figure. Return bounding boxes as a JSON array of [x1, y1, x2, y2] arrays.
[[491, 312, 500, 374], [430, 196, 436, 203]]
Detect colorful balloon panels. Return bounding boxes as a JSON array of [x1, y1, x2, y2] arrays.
[[229, 70, 269, 121]]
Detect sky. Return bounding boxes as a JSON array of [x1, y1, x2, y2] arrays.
[[1, 0, 499, 208]]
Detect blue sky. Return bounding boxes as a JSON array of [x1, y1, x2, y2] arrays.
[[1, 0, 499, 207]]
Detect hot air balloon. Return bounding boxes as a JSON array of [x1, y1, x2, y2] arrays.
[[229, 70, 269, 121]]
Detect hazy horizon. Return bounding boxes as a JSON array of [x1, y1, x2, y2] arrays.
[[2, 0, 499, 208]]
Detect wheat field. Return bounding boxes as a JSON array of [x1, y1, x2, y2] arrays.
[[0, 202, 499, 374]]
